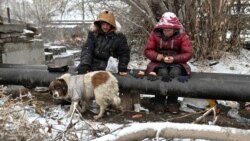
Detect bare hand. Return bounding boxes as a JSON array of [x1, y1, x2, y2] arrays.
[[156, 54, 164, 61], [119, 72, 128, 76], [164, 56, 174, 63]]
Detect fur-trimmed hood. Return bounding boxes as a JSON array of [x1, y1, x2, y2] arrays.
[[89, 20, 122, 33]]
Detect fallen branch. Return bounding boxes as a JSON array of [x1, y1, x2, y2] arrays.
[[92, 122, 250, 141], [192, 106, 217, 124], [167, 110, 206, 122]]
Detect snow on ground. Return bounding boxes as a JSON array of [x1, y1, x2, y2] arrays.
[[36, 49, 250, 140], [129, 48, 250, 74], [190, 49, 250, 74], [1, 48, 249, 140]]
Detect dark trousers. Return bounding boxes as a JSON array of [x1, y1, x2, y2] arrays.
[[154, 64, 182, 104]]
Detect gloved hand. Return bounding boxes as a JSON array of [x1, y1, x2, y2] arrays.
[[147, 74, 159, 81], [119, 72, 128, 76], [177, 75, 190, 83], [78, 65, 91, 74], [161, 75, 172, 82], [133, 70, 145, 79]]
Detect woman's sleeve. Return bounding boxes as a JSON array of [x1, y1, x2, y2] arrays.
[[144, 32, 159, 61], [173, 33, 193, 63], [116, 34, 130, 72]]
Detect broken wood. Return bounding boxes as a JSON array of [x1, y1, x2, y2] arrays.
[[120, 90, 140, 111]]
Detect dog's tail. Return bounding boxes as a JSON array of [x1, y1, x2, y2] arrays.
[[113, 96, 121, 106]]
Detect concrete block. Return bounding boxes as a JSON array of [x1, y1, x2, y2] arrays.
[[0, 24, 26, 33], [45, 52, 53, 64], [45, 45, 67, 55], [67, 49, 81, 59], [51, 53, 74, 66], [1, 39, 45, 64]]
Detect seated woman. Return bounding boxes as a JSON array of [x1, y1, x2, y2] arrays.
[[144, 12, 193, 114]]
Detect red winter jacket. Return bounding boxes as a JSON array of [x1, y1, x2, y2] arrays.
[[144, 30, 193, 75]]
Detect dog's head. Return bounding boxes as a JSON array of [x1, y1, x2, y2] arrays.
[[49, 79, 68, 99]]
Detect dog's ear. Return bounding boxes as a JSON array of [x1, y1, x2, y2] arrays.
[[58, 79, 68, 94], [49, 90, 53, 95], [62, 85, 67, 93], [48, 82, 53, 95]]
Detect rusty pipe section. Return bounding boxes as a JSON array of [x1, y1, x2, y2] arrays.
[[0, 64, 250, 101]]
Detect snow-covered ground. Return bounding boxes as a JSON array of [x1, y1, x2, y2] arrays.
[[1, 48, 249, 141], [128, 48, 250, 75], [190, 49, 250, 74], [1, 0, 250, 139]]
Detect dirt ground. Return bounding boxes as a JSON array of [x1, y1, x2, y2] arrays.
[[32, 91, 250, 130]]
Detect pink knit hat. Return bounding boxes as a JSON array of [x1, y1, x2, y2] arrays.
[[155, 12, 183, 29]]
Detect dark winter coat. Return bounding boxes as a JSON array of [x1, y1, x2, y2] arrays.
[[77, 31, 130, 73]]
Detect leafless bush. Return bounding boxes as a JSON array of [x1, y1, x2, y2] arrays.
[[0, 85, 112, 141], [2, 0, 248, 59], [182, 0, 249, 59], [119, 0, 249, 59]]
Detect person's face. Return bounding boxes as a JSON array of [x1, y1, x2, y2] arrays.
[[163, 28, 174, 37], [101, 22, 111, 32]]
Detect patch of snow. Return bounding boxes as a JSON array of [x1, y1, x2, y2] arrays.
[[53, 53, 73, 58], [49, 45, 66, 49], [190, 49, 250, 74], [23, 29, 34, 34]]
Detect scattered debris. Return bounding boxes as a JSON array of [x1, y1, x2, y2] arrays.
[[193, 106, 218, 125], [209, 61, 219, 66], [132, 114, 143, 119], [133, 103, 149, 114], [180, 98, 209, 113], [228, 108, 250, 124]]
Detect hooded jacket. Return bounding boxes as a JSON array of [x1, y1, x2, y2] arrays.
[[77, 11, 130, 73], [144, 12, 193, 75]]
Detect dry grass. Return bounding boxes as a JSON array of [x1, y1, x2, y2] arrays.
[[0, 97, 46, 141], [0, 85, 111, 141]]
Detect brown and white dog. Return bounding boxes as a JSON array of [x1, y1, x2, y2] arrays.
[[49, 71, 121, 120]]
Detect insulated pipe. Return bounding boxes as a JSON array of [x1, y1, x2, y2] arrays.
[[0, 64, 76, 70], [0, 64, 249, 101], [116, 73, 250, 101]]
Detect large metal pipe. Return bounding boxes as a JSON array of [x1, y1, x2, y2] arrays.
[[0, 64, 76, 70], [0, 64, 250, 101]]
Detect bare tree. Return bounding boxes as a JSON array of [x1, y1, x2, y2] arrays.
[[3, 0, 248, 59], [118, 0, 249, 59], [7, 0, 67, 26]]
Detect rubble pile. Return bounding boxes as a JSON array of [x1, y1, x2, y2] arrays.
[[0, 24, 39, 44], [44, 44, 81, 66], [0, 22, 45, 65]]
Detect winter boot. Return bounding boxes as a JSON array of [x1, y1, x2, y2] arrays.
[[166, 96, 180, 114], [154, 95, 166, 114]]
